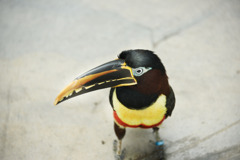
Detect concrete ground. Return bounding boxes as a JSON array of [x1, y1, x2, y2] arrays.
[[0, 0, 240, 160]]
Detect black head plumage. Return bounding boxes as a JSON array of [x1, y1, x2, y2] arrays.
[[118, 49, 166, 73]]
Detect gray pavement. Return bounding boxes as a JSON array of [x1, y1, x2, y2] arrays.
[[0, 0, 240, 160]]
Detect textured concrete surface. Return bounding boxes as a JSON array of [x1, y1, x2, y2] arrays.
[[0, 0, 240, 160]]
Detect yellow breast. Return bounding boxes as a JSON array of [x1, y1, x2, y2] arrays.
[[112, 89, 167, 127]]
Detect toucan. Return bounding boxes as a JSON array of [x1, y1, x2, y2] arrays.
[[54, 49, 175, 159]]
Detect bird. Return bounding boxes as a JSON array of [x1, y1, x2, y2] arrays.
[[54, 49, 175, 160]]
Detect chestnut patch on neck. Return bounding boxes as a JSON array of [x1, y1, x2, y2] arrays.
[[131, 69, 170, 96]]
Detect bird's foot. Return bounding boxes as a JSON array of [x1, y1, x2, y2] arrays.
[[148, 140, 165, 159], [155, 140, 164, 147], [113, 140, 126, 160], [114, 149, 126, 160], [149, 139, 164, 147]]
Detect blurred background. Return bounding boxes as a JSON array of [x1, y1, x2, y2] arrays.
[[0, 0, 240, 160]]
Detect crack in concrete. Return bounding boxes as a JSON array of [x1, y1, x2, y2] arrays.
[[150, 0, 230, 49], [193, 144, 240, 160], [167, 119, 240, 157], [151, 11, 213, 49]]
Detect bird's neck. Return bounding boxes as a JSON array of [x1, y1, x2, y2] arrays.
[[115, 72, 170, 110]]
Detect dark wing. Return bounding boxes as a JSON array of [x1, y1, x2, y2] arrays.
[[165, 86, 176, 118]]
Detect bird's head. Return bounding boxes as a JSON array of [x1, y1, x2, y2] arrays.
[[54, 49, 169, 105]]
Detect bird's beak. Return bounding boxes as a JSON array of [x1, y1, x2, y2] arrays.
[[54, 59, 137, 105]]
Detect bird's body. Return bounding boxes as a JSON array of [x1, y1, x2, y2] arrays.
[[111, 87, 167, 128], [54, 49, 175, 159]]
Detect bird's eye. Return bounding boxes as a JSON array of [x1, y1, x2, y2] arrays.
[[136, 68, 143, 74], [132, 67, 152, 76]]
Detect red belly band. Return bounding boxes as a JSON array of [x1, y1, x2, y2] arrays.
[[113, 111, 165, 129]]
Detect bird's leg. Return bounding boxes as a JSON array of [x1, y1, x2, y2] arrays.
[[153, 127, 164, 146], [117, 139, 122, 155], [149, 127, 165, 159], [113, 139, 123, 155], [113, 122, 126, 159]]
